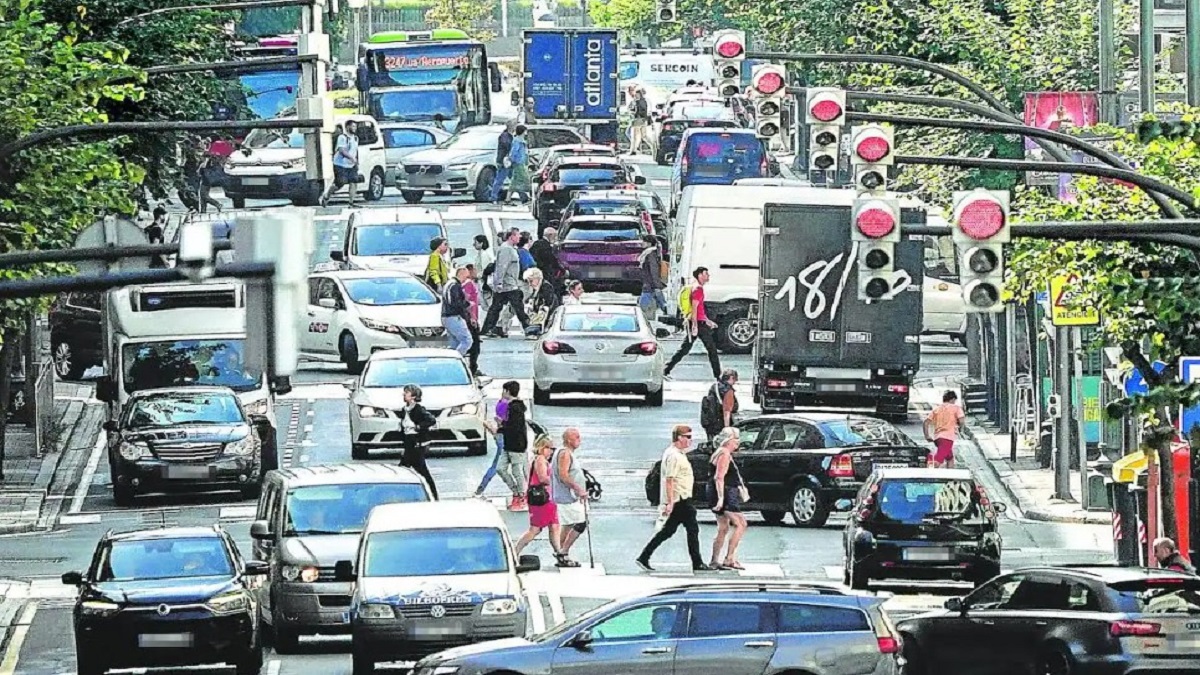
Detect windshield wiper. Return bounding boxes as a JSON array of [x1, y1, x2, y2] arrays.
[[922, 510, 970, 522]]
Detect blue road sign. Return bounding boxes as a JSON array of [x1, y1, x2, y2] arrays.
[[1179, 357, 1200, 435], [1124, 360, 1167, 397]]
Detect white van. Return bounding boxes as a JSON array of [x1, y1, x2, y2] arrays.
[[327, 207, 451, 277], [338, 500, 540, 671]]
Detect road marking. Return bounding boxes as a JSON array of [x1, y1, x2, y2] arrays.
[[219, 506, 257, 520], [266, 658, 281, 675], [823, 566, 844, 580], [545, 591, 565, 625], [524, 589, 545, 633], [303, 425, 313, 434], [58, 514, 101, 525], [299, 455, 309, 463], [0, 602, 37, 675], [69, 430, 108, 514]]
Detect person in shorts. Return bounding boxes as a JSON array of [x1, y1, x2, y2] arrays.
[[924, 390, 966, 468], [549, 428, 587, 567], [320, 119, 359, 207]]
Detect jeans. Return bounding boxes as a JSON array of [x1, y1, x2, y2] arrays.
[[638, 289, 668, 322], [474, 436, 505, 494], [490, 165, 511, 202], [467, 320, 481, 374], [638, 499, 704, 567], [664, 322, 721, 378], [442, 315, 472, 356], [481, 289, 530, 334], [496, 450, 529, 496]]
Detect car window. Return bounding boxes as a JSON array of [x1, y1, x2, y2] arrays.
[[759, 422, 821, 452], [362, 527, 507, 577], [777, 603, 870, 633], [735, 421, 766, 450], [1001, 578, 1075, 611], [1110, 578, 1200, 614], [382, 128, 434, 148], [561, 222, 641, 242], [1066, 582, 1101, 611], [969, 575, 1025, 610], [817, 419, 913, 446], [590, 603, 681, 641], [97, 536, 234, 581], [687, 602, 770, 637], [444, 218, 486, 249], [343, 276, 437, 306], [574, 200, 642, 217], [356, 122, 380, 146], [877, 479, 983, 524], [125, 392, 243, 428], [559, 312, 639, 333], [352, 223, 443, 256], [308, 278, 322, 305], [68, 292, 101, 310], [556, 167, 628, 185], [362, 356, 472, 387], [316, 277, 343, 307]]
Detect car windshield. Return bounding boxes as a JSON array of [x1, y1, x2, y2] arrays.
[[560, 312, 639, 333], [343, 276, 437, 306], [126, 393, 242, 428], [638, 195, 660, 211], [574, 200, 641, 217], [123, 340, 262, 394], [437, 129, 498, 151], [819, 420, 912, 446], [283, 483, 430, 535], [98, 537, 233, 581], [563, 222, 641, 242], [362, 356, 471, 388], [353, 224, 443, 256], [362, 527, 507, 577], [876, 479, 985, 524], [444, 218, 485, 249], [243, 128, 305, 149], [1113, 579, 1200, 614], [682, 107, 730, 120], [557, 168, 626, 185]]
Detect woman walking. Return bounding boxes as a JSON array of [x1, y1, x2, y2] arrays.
[[708, 427, 748, 570], [506, 125, 532, 204], [398, 384, 439, 499], [471, 396, 510, 498], [513, 434, 562, 558], [523, 267, 558, 337]]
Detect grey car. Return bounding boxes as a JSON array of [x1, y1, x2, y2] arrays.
[[379, 123, 451, 188], [411, 581, 902, 675]]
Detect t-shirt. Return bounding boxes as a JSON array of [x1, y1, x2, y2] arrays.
[[660, 446, 694, 503], [927, 403, 965, 441], [333, 133, 358, 169], [691, 285, 708, 323]]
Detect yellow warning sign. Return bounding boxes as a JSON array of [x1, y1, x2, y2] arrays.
[[1049, 274, 1100, 326]]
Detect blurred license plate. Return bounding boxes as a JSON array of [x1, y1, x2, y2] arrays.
[[818, 383, 857, 392], [584, 368, 621, 380], [139, 633, 193, 647], [874, 463, 910, 472], [165, 465, 209, 479], [904, 548, 952, 562], [1172, 635, 1200, 649], [412, 621, 465, 636], [242, 177, 269, 186]]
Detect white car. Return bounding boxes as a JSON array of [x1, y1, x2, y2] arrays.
[[442, 205, 538, 254], [347, 348, 490, 458], [328, 207, 455, 276], [923, 275, 968, 345], [301, 271, 448, 373]]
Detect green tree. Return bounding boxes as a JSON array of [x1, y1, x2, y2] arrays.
[[425, 0, 497, 41]]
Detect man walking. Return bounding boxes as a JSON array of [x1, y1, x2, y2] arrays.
[[496, 381, 530, 511], [440, 266, 474, 357], [664, 266, 721, 380], [637, 235, 667, 323], [320, 119, 359, 207], [637, 425, 713, 572], [550, 428, 587, 567], [480, 228, 533, 338], [530, 227, 565, 290], [491, 120, 517, 203], [923, 390, 966, 468], [701, 369, 739, 442]]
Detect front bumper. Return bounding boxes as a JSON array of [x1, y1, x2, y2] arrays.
[[223, 170, 310, 199], [534, 354, 663, 394], [352, 612, 525, 662], [350, 409, 487, 450], [271, 581, 354, 633], [854, 537, 1001, 582], [398, 166, 475, 193], [112, 454, 260, 494], [355, 327, 449, 355], [75, 610, 255, 669]]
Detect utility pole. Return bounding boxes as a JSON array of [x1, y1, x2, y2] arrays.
[[298, 0, 334, 199], [1073, 326, 1090, 509], [1141, 0, 1157, 115], [1188, 0, 1200, 105], [1100, 0, 1118, 123], [1055, 326, 1075, 501]]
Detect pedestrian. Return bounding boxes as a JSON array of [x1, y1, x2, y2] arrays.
[[146, 207, 168, 269], [637, 234, 668, 323], [550, 427, 587, 568], [513, 434, 562, 557], [708, 426, 748, 570], [518, 232, 536, 276], [1153, 537, 1196, 573], [636, 425, 714, 572], [663, 266, 721, 380], [433, 113, 448, 132], [923, 390, 966, 468], [491, 119, 518, 203], [480, 228, 534, 338], [471, 395, 510, 498], [495, 380, 530, 511], [563, 279, 585, 305], [425, 237, 451, 291], [398, 384, 439, 499], [506, 125, 532, 204], [521, 97, 539, 125], [440, 266, 474, 357], [320, 119, 359, 208], [471, 234, 496, 314], [530, 227, 565, 291], [195, 139, 224, 213], [524, 268, 558, 336], [463, 264, 483, 377], [700, 369, 739, 442], [630, 89, 651, 154]]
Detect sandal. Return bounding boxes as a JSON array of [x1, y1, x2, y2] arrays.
[[721, 560, 746, 571], [555, 553, 580, 568]]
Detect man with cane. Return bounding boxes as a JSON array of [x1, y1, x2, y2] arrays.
[[550, 428, 587, 568]]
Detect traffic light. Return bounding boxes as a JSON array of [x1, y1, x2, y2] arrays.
[[655, 0, 677, 23], [849, 124, 894, 194], [806, 88, 845, 173], [852, 197, 901, 301], [751, 64, 786, 140], [951, 189, 1011, 313], [712, 30, 746, 98]]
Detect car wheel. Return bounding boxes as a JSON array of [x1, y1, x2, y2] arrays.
[[849, 560, 869, 590], [401, 189, 424, 204], [789, 483, 830, 527], [351, 443, 369, 460], [1037, 645, 1074, 675], [760, 510, 786, 525], [365, 169, 385, 201], [340, 333, 363, 374], [231, 196, 247, 209], [53, 341, 83, 380], [645, 387, 664, 407], [113, 484, 136, 507], [272, 627, 300, 655], [715, 307, 755, 354], [468, 440, 488, 456], [474, 168, 496, 203], [351, 653, 374, 675], [75, 646, 107, 675], [533, 385, 551, 406]]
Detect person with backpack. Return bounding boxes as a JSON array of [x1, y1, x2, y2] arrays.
[[664, 266, 721, 380], [636, 425, 713, 572], [700, 369, 740, 442]]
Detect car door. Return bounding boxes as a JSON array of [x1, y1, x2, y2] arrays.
[[303, 277, 338, 355], [989, 574, 1088, 673], [551, 602, 681, 675], [672, 601, 775, 675], [690, 419, 767, 488], [740, 420, 822, 504], [924, 574, 1027, 675]]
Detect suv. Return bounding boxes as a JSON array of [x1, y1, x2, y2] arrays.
[[411, 581, 902, 675], [249, 463, 432, 653], [62, 525, 267, 675], [50, 292, 103, 380], [532, 156, 644, 230], [843, 468, 1005, 590]]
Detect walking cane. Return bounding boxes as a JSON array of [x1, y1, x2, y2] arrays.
[[584, 499, 595, 569]]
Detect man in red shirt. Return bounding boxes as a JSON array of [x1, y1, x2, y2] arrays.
[[664, 266, 722, 380]]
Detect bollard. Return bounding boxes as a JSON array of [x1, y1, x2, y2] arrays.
[[1111, 481, 1141, 566], [1173, 444, 1191, 558]]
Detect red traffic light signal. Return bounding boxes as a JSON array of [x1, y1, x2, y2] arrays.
[[952, 190, 1009, 241], [854, 202, 897, 239], [752, 68, 785, 95], [850, 125, 894, 164], [714, 32, 746, 59]]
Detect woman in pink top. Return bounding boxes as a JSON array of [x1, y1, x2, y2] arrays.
[[464, 264, 482, 376], [923, 390, 966, 468]]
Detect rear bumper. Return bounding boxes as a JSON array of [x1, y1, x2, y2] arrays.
[[854, 537, 1001, 581], [760, 384, 910, 414]]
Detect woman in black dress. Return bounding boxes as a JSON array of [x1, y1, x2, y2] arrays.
[[399, 384, 439, 499], [708, 426, 748, 570]]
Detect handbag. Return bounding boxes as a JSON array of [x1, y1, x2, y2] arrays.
[[526, 467, 549, 506], [737, 485, 751, 503]]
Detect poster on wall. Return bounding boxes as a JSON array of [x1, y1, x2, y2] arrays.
[[1023, 92, 1100, 186]]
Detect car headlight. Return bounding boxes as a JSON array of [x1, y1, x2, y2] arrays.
[[357, 603, 395, 619], [362, 318, 402, 334], [280, 565, 319, 582], [245, 399, 270, 416], [446, 403, 478, 417], [418, 667, 461, 675], [447, 163, 472, 171], [118, 441, 148, 461], [358, 405, 388, 419], [481, 598, 519, 615], [225, 435, 257, 456], [205, 591, 250, 615], [80, 600, 121, 617]]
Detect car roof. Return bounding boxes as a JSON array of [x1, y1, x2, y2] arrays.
[[572, 191, 642, 202], [269, 462, 428, 488], [681, 127, 758, 138], [129, 386, 239, 400], [1013, 565, 1200, 585], [676, 106, 735, 119], [366, 499, 505, 532], [556, 156, 624, 167], [561, 303, 639, 314], [351, 207, 443, 225], [876, 468, 976, 480], [108, 526, 223, 542], [563, 214, 644, 224], [368, 347, 465, 361], [751, 412, 892, 425], [312, 270, 422, 281]]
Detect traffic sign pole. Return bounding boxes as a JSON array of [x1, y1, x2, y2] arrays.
[[1055, 325, 1075, 501]]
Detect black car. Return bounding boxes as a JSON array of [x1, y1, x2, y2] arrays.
[[105, 386, 265, 506], [842, 468, 1004, 590], [897, 566, 1200, 675], [50, 292, 103, 380], [560, 189, 670, 242], [656, 105, 740, 165], [63, 525, 268, 675], [687, 413, 929, 527], [532, 156, 645, 230]]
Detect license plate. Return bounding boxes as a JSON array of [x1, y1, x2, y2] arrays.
[[139, 633, 193, 647], [874, 463, 910, 472], [412, 621, 465, 636], [242, 177, 269, 186], [1169, 635, 1200, 650], [903, 548, 952, 562], [818, 383, 857, 392], [165, 465, 209, 479]]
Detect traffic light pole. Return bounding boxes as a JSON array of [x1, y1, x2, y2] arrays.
[[0, 242, 233, 267]]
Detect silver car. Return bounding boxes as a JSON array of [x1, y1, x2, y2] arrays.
[[532, 299, 665, 406], [379, 123, 451, 189]]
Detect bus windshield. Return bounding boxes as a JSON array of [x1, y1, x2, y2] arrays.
[[370, 90, 459, 126]]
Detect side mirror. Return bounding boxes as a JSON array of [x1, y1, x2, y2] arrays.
[[569, 630, 594, 649], [944, 597, 965, 613], [452, 247, 467, 259], [318, 298, 337, 309], [993, 502, 1007, 513], [330, 250, 345, 262], [250, 520, 272, 540], [61, 571, 84, 586], [102, 420, 119, 433], [270, 376, 292, 396], [489, 63, 503, 93], [834, 498, 854, 511], [334, 560, 357, 582], [249, 413, 270, 427], [516, 554, 541, 573], [477, 375, 494, 388], [243, 560, 270, 576], [510, 91, 521, 107], [633, 175, 647, 185]]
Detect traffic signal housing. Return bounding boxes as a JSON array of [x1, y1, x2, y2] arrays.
[[849, 124, 894, 194], [712, 30, 746, 98], [852, 197, 901, 301], [951, 189, 1011, 313], [751, 64, 786, 141], [655, 0, 677, 23], [805, 88, 845, 173]]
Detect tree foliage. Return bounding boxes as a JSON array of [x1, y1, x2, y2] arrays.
[[425, 0, 497, 41]]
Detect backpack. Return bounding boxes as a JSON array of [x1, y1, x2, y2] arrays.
[[678, 285, 693, 315], [645, 460, 662, 506], [700, 384, 722, 434]]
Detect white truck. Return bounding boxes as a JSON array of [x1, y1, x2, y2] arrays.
[[95, 280, 286, 472]]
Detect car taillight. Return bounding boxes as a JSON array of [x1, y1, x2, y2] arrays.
[[888, 384, 909, 393], [543, 182, 558, 192], [624, 342, 657, 355], [542, 340, 576, 354], [681, 155, 689, 172], [975, 484, 991, 508], [857, 486, 878, 520], [876, 636, 900, 654], [1110, 620, 1161, 637], [641, 212, 653, 232], [828, 454, 854, 478], [760, 156, 769, 175]]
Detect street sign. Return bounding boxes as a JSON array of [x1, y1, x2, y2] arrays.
[[1049, 274, 1100, 326], [1124, 360, 1167, 397], [72, 217, 151, 275], [1178, 356, 1200, 435]]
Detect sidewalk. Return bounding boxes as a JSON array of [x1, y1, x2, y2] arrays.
[[0, 382, 104, 534]]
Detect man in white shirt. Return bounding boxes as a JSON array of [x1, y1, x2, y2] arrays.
[[320, 120, 359, 207], [636, 425, 714, 571]]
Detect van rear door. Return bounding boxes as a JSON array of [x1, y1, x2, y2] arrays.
[[682, 133, 766, 187]]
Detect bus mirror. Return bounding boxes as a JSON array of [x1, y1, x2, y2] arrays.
[[356, 64, 368, 93], [489, 63, 503, 93]]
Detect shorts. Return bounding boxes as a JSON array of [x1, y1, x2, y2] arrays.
[[557, 501, 586, 526], [333, 165, 357, 186], [933, 438, 955, 463]]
